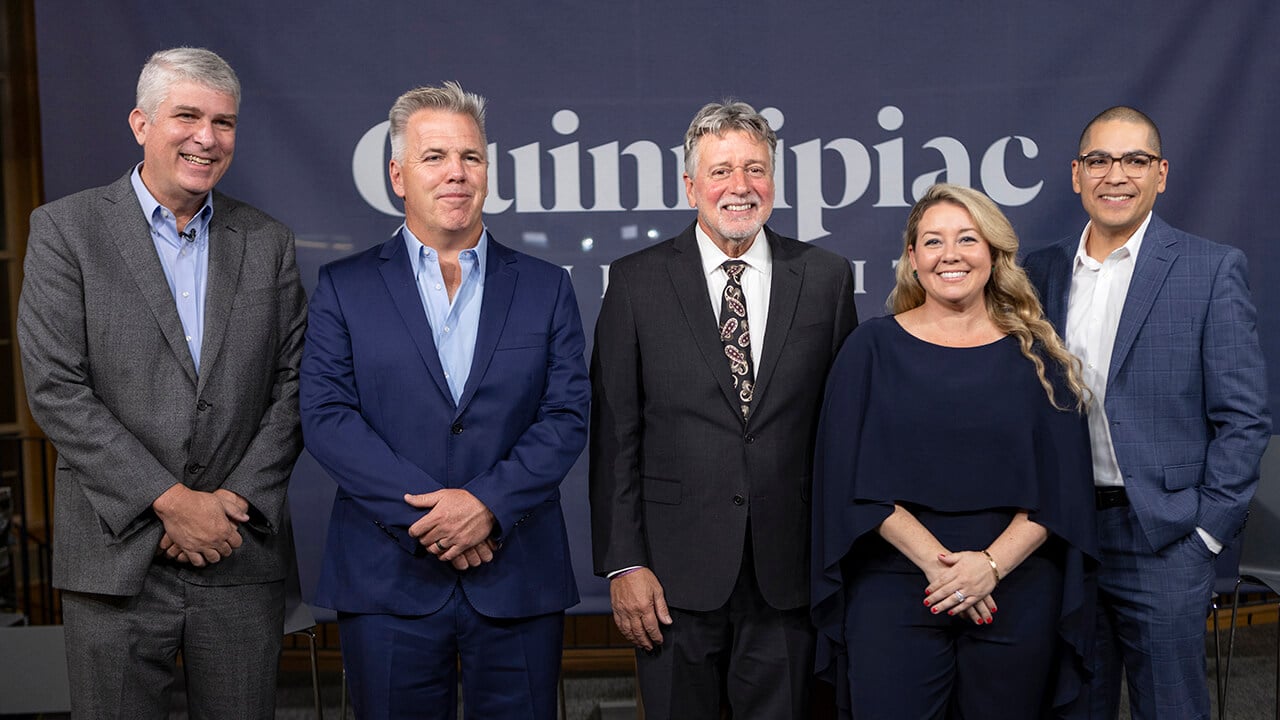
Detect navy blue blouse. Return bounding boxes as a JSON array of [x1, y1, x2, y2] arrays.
[[811, 315, 1097, 714]]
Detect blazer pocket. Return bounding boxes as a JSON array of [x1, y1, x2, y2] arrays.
[[1163, 462, 1204, 491], [232, 287, 278, 309], [642, 476, 682, 505], [787, 321, 832, 343], [496, 332, 547, 350]]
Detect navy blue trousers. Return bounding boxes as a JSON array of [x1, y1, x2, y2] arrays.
[[844, 512, 1064, 719], [339, 584, 564, 720], [1087, 506, 1215, 720]]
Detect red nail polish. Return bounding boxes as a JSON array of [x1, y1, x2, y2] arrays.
[[947, 610, 955, 616], [986, 618, 993, 624], [991, 607, 998, 613], [923, 599, 931, 607], [931, 607, 939, 614]]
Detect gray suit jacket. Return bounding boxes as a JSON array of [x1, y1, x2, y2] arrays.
[[18, 171, 306, 595], [589, 223, 858, 612]]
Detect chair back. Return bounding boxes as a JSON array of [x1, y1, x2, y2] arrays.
[[1215, 538, 1246, 595], [0, 625, 72, 713], [282, 509, 319, 635], [287, 451, 339, 624], [1237, 435, 1280, 592]]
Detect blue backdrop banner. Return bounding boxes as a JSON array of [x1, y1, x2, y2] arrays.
[[35, 1, 1280, 613]]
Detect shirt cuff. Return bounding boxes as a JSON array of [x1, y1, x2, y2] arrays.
[[607, 565, 644, 579], [1196, 527, 1223, 554]]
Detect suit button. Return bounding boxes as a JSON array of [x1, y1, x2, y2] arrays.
[[744, 434, 755, 444], [196, 400, 211, 411], [451, 423, 464, 435], [733, 495, 745, 506], [186, 463, 204, 475]]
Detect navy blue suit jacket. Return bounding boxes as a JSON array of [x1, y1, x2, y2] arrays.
[[300, 231, 589, 618], [1024, 214, 1270, 552]]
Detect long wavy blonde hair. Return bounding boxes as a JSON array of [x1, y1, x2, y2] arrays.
[[887, 183, 1088, 411]]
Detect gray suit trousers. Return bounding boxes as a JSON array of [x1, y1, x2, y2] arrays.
[[61, 562, 284, 719]]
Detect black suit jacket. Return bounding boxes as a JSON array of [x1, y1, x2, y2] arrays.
[[589, 223, 858, 611]]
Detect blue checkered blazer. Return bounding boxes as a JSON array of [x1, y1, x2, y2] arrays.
[[1024, 213, 1271, 553]]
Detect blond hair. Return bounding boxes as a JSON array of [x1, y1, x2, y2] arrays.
[[889, 183, 1088, 411]]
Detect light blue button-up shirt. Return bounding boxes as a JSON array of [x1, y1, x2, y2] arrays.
[[131, 165, 212, 373], [403, 226, 487, 405]]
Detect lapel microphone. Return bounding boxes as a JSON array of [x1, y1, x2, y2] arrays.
[[179, 227, 197, 243]]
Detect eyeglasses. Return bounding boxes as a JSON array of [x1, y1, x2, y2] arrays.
[[1076, 151, 1162, 179]]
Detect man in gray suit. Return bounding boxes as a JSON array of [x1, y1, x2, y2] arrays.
[[18, 47, 305, 718], [589, 100, 858, 719]]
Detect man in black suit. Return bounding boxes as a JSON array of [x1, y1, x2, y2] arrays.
[[589, 100, 858, 719]]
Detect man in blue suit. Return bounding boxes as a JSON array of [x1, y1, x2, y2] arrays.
[[1024, 106, 1270, 720], [300, 83, 589, 719]]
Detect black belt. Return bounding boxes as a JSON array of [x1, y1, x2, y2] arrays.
[[1095, 486, 1129, 510]]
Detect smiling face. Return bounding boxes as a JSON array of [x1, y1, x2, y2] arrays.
[[1073, 119, 1168, 251], [683, 130, 775, 257], [129, 80, 237, 222], [908, 201, 993, 311], [389, 109, 489, 248]]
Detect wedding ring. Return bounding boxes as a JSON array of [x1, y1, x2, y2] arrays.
[[436, 539, 449, 552], [954, 590, 966, 603]]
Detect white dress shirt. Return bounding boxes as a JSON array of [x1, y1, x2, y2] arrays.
[[1065, 214, 1148, 490], [695, 225, 772, 373]]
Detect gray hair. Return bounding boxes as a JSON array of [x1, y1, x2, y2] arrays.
[[683, 100, 777, 175], [136, 48, 240, 120], [388, 82, 488, 162]]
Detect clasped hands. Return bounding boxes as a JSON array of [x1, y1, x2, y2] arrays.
[[406, 489, 499, 571], [154, 485, 249, 567], [922, 550, 999, 625]]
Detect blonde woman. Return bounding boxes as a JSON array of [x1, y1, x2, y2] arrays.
[[812, 184, 1096, 719]]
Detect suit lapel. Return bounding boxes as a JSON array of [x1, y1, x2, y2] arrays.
[[378, 231, 453, 403], [751, 229, 801, 414], [195, 194, 245, 392], [1109, 215, 1179, 386], [99, 176, 199, 385], [667, 227, 742, 418], [458, 235, 516, 413]]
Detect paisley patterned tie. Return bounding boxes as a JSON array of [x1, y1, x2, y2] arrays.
[[719, 260, 755, 421]]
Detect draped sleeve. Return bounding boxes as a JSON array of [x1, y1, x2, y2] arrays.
[[810, 320, 894, 687], [1031, 357, 1098, 715]]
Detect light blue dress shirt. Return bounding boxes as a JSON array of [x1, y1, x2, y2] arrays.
[[131, 165, 211, 373], [403, 226, 487, 405]]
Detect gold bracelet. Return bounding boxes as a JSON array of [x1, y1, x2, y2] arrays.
[[981, 550, 1001, 584]]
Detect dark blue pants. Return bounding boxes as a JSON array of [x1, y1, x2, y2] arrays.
[[1088, 506, 1215, 720], [844, 513, 1064, 719], [339, 585, 564, 720]]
